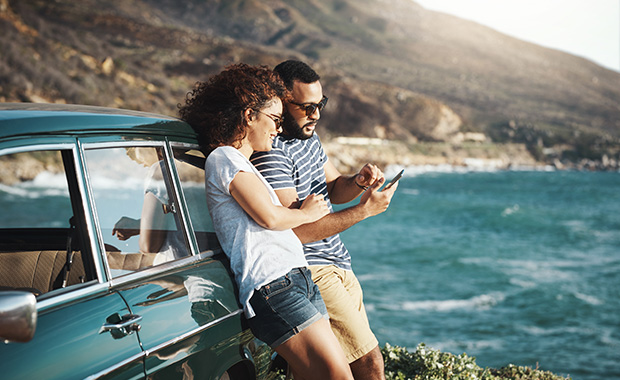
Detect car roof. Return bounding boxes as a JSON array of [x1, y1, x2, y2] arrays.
[[0, 103, 196, 139]]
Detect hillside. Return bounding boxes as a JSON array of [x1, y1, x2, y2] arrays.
[[1, 0, 619, 169]]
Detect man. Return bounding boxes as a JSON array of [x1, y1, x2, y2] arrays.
[[251, 60, 398, 380]]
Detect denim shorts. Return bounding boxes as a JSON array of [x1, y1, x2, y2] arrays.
[[247, 267, 328, 348]]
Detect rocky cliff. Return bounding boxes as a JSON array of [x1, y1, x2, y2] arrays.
[[1, 0, 619, 170]]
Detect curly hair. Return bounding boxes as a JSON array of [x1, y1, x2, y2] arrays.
[[178, 63, 288, 153]]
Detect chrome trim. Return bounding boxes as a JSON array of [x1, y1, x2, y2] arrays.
[[73, 139, 106, 284], [0, 143, 75, 156], [107, 251, 215, 288], [0, 291, 37, 342], [143, 309, 244, 357], [82, 351, 146, 380], [163, 140, 200, 256], [81, 140, 167, 150], [35, 281, 110, 313], [168, 142, 215, 258], [169, 142, 199, 149], [98, 314, 142, 334], [79, 142, 111, 282], [195, 248, 220, 260]]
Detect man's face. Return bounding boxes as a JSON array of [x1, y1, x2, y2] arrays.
[[281, 80, 324, 140]]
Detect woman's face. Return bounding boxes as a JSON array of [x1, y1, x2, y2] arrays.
[[247, 98, 283, 152]]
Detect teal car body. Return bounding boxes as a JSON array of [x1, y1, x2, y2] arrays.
[[0, 104, 274, 380]]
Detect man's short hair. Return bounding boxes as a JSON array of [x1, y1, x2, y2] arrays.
[[274, 60, 320, 90]]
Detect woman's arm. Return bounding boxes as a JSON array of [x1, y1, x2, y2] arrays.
[[139, 192, 168, 253], [229, 170, 328, 230]]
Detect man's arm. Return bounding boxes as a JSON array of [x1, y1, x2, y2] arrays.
[[275, 178, 398, 244]]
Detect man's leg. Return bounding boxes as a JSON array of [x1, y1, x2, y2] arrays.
[[349, 345, 385, 380], [309, 265, 385, 380]]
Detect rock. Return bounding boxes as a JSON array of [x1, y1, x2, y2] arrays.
[[101, 57, 115, 75]]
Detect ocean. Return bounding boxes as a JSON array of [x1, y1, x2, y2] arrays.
[[339, 169, 620, 380], [2, 168, 618, 379]]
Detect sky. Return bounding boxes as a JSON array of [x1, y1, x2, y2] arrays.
[[414, 0, 620, 72]]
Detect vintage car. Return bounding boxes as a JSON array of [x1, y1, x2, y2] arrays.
[[0, 103, 275, 379]]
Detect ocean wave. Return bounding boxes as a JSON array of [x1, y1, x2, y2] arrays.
[[525, 324, 620, 349], [600, 328, 620, 347], [573, 292, 604, 306], [385, 163, 556, 176], [424, 338, 505, 353], [518, 323, 608, 339], [501, 204, 520, 217], [497, 259, 577, 282], [0, 172, 69, 198], [398, 292, 505, 312], [562, 220, 620, 244], [89, 175, 149, 190], [508, 278, 537, 289], [27, 171, 68, 188], [0, 183, 30, 197]]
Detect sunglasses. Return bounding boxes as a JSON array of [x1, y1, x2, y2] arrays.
[[290, 96, 328, 117], [256, 110, 283, 129]]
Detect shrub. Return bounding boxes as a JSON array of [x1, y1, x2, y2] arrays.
[[382, 343, 571, 380], [268, 343, 571, 379]]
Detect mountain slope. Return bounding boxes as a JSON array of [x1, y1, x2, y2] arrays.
[[1, 0, 619, 165], [141, 0, 620, 131]]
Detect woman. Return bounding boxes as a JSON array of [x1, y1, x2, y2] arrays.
[[179, 64, 353, 380]]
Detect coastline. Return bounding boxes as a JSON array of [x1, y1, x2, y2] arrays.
[[1, 139, 618, 186], [322, 138, 619, 175]]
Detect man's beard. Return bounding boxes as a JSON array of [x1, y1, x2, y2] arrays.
[[281, 111, 314, 140]]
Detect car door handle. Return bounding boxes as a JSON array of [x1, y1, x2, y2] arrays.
[[99, 313, 142, 338]]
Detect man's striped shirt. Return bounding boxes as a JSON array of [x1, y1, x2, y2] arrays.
[[251, 133, 351, 270]]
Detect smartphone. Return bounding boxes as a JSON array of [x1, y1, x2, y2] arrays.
[[383, 169, 404, 190]]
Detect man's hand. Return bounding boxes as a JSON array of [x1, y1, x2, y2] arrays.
[[358, 176, 398, 218], [355, 163, 383, 189]]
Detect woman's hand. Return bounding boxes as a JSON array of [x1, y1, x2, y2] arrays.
[[300, 194, 330, 223]]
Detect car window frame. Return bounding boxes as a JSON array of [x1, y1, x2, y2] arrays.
[[0, 138, 105, 312], [0, 135, 222, 304], [169, 141, 221, 256], [79, 137, 209, 286]]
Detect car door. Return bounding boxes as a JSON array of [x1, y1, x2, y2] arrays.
[[81, 141, 257, 379], [0, 142, 145, 380]]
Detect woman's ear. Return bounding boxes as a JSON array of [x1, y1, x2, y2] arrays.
[[244, 108, 255, 126]]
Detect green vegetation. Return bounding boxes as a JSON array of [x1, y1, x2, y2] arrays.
[[269, 343, 570, 380], [382, 344, 570, 380]]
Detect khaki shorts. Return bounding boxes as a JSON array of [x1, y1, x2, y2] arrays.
[[309, 264, 378, 363]]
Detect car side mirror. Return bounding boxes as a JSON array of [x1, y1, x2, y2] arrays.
[[0, 291, 37, 343]]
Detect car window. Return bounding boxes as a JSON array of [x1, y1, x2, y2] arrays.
[[0, 150, 71, 228], [0, 149, 93, 295], [172, 147, 219, 253], [83, 146, 191, 278]]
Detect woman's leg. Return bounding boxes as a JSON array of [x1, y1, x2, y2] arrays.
[[274, 318, 353, 380]]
